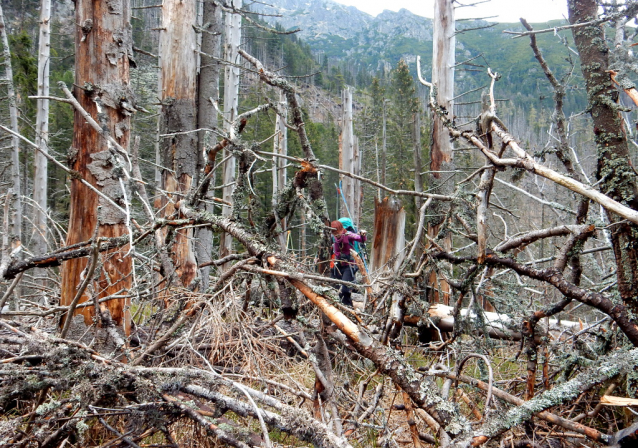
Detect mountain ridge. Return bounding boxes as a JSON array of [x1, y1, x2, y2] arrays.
[[251, 0, 584, 114]]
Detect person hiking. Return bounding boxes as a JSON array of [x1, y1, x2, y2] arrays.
[[330, 220, 367, 307]]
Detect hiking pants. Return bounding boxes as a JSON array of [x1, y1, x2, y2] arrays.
[[332, 260, 356, 307]]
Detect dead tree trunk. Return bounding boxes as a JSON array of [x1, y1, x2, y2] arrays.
[[0, 4, 21, 246], [157, 0, 199, 289], [60, 0, 134, 334], [381, 99, 387, 187], [272, 92, 288, 251], [339, 86, 361, 225], [431, 0, 455, 174], [220, 0, 242, 265], [194, 0, 222, 291], [568, 0, 638, 318], [428, 0, 455, 304], [33, 0, 51, 280], [413, 112, 424, 210]]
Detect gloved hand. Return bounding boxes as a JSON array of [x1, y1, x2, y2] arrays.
[[360, 229, 367, 236]]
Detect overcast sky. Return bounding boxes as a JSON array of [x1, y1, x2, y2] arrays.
[[334, 0, 569, 23]]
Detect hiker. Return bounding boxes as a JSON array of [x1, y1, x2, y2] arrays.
[[330, 220, 367, 307]]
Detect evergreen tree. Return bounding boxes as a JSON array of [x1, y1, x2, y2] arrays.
[[387, 60, 420, 235], [387, 60, 419, 191]]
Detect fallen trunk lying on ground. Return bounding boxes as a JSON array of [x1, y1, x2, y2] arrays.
[[405, 303, 581, 342]]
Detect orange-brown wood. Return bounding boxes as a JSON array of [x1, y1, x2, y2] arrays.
[[371, 197, 406, 274], [60, 0, 133, 334], [157, 0, 199, 291]]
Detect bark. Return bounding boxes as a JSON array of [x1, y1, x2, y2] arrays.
[[220, 0, 242, 265], [381, 100, 387, 186], [194, 0, 222, 291], [3, 235, 132, 280], [0, 4, 21, 244], [401, 390, 425, 447], [569, 0, 638, 317], [60, 0, 134, 333], [158, 0, 199, 289], [33, 0, 51, 264], [435, 371, 610, 445], [476, 91, 505, 265], [371, 197, 406, 274], [450, 123, 638, 225], [0, 326, 351, 448]]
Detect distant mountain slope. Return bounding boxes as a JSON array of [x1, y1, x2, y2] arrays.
[[252, 0, 585, 113]]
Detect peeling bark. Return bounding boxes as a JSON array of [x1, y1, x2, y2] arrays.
[[60, 0, 134, 333], [157, 0, 199, 290]]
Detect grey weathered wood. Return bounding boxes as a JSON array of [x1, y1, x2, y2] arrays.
[[339, 87, 361, 225], [0, 4, 21, 243], [195, 0, 222, 290], [220, 0, 242, 265], [430, 0, 455, 180], [157, 0, 199, 288], [272, 91, 288, 251], [33, 0, 51, 282]]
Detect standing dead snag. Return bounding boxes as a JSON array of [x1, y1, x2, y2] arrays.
[[33, 0, 52, 275], [431, 0, 455, 178], [60, 0, 134, 334], [220, 0, 243, 266], [157, 0, 199, 290], [426, 0, 456, 306], [339, 86, 361, 225], [194, 0, 222, 291], [0, 3, 21, 247]]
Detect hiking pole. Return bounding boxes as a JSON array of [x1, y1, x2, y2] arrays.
[[338, 180, 355, 228], [360, 240, 370, 270]]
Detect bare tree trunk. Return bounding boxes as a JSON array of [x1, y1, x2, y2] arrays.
[[194, 0, 222, 291], [339, 87, 360, 225], [428, 0, 455, 304], [157, 0, 199, 290], [381, 100, 387, 187], [60, 0, 134, 334], [354, 135, 361, 223], [0, 4, 22, 245], [413, 112, 423, 210], [431, 0, 455, 177], [220, 0, 242, 266], [33, 0, 51, 281], [272, 91, 288, 251]]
